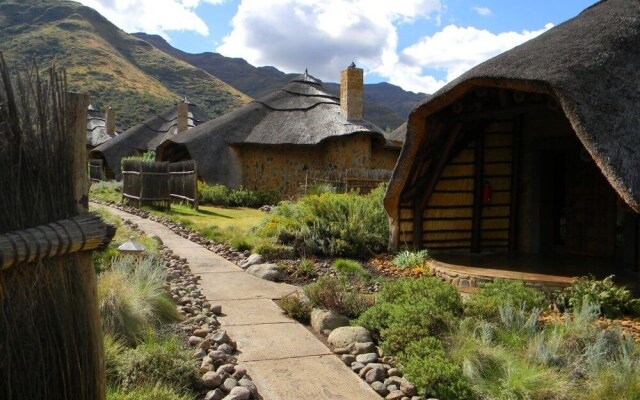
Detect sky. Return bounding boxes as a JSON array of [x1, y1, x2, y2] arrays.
[[77, 0, 596, 94]]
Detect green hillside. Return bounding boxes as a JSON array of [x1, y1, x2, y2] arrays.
[[0, 0, 251, 129]]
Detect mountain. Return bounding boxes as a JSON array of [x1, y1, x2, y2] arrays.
[[134, 33, 427, 130], [0, 0, 251, 129]]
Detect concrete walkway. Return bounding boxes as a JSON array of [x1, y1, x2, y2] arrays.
[[100, 205, 380, 400]]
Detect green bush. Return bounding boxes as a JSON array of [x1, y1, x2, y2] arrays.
[[305, 184, 337, 195], [393, 249, 431, 269], [332, 258, 370, 279], [253, 240, 295, 261], [110, 333, 198, 392], [556, 275, 640, 318], [464, 279, 547, 321], [198, 183, 230, 206], [303, 276, 373, 318], [89, 180, 123, 203], [398, 337, 473, 400], [357, 278, 462, 344], [293, 258, 317, 278], [257, 185, 389, 257], [98, 256, 181, 343], [198, 183, 279, 208], [278, 293, 313, 323]]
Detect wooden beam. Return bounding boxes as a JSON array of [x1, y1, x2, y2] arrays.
[[471, 129, 485, 253], [509, 115, 523, 252]]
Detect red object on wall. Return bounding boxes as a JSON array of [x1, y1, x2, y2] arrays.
[[482, 181, 492, 204]]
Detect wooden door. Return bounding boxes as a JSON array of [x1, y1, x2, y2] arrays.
[[565, 150, 616, 257]]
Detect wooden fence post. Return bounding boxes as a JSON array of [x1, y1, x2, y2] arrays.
[[68, 92, 106, 399]]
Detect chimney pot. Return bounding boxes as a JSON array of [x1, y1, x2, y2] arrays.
[[340, 64, 363, 121], [105, 107, 116, 136], [177, 98, 189, 133]]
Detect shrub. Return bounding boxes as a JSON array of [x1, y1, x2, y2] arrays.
[[332, 258, 370, 279], [89, 180, 123, 203], [556, 275, 640, 318], [257, 185, 388, 257], [398, 337, 473, 400], [278, 293, 312, 323], [111, 333, 198, 392], [198, 183, 230, 206], [303, 276, 373, 318], [393, 249, 431, 269], [253, 240, 295, 261], [98, 256, 181, 343], [305, 184, 337, 195], [357, 278, 462, 343], [293, 258, 317, 278], [464, 279, 547, 321]]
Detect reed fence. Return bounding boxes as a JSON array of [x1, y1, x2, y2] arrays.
[[121, 159, 171, 210], [88, 158, 105, 182], [169, 160, 198, 209]]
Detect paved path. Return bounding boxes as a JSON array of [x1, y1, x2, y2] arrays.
[[99, 205, 379, 400]]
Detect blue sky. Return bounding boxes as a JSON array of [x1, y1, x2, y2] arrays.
[[79, 0, 595, 93]]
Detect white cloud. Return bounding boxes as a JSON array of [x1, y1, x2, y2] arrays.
[[472, 6, 492, 16], [77, 0, 212, 38], [217, 0, 442, 85], [217, 0, 552, 94], [400, 23, 553, 89]]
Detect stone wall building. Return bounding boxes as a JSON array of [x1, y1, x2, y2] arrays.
[[158, 65, 400, 197]]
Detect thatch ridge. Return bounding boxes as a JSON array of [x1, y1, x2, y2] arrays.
[[386, 0, 640, 228], [158, 71, 385, 187], [90, 102, 206, 178]]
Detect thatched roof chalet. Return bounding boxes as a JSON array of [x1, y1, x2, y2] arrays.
[[86, 104, 121, 149], [158, 70, 388, 190], [90, 100, 205, 179], [385, 0, 640, 257]]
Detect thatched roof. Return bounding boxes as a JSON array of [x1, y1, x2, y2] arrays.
[[384, 122, 406, 148], [86, 105, 121, 148], [386, 0, 640, 221], [90, 101, 206, 178], [157, 71, 385, 187]]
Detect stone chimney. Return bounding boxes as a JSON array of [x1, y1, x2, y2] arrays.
[[177, 97, 189, 133], [105, 107, 115, 137], [340, 62, 364, 121]]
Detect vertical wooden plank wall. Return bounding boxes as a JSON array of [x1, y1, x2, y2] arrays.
[[399, 119, 515, 252]]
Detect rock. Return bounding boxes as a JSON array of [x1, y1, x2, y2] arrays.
[[246, 263, 284, 281], [217, 364, 236, 374], [211, 304, 223, 315], [332, 347, 350, 355], [218, 343, 235, 354], [224, 386, 251, 400], [201, 371, 223, 388], [365, 366, 386, 384], [193, 328, 211, 338], [310, 308, 350, 335], [212, 330, 230, 344], [351, 362, 365, 373], [341, 354, 356, 365], [232, 366, 247, 380], [355, 352, 378, 364], [204, 388, 225, 400], [146, 234, 163, 245], [387, 385, 399, 392], [199, 338, 213, 351], [194, 348, 207, 359], [351, 341, 377, 355], [238, 378, 258, 398], [400, 381, 417, 397], [371, 381, 390, 396], [388, 368, 402, 377], [327, 326, 372, 348], [386, 390, 406, 400], [221, 377, 238, 393], [189, 335, 203, 346], [240, 254, 263, 269]]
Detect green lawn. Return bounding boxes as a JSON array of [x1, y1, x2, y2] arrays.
[[166, 203, 266, 232]]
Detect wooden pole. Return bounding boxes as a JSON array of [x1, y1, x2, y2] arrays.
[[68, 92, 106, 400]]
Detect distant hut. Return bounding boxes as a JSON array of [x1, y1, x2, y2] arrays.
[[385, 122, 407, 149], [86, 104, 121, 152], [90, 98, 206, 179], [385, 0, 640, 272], [157, 66, 400, 197]]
